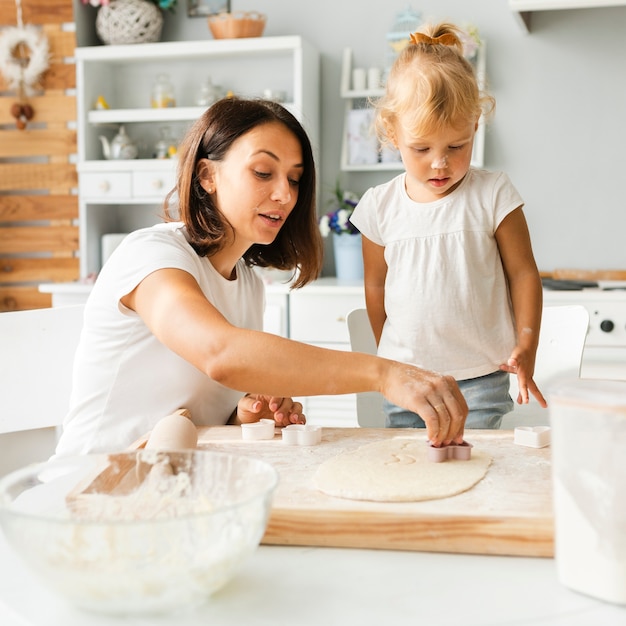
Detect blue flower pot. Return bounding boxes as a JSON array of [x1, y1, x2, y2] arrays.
[[333, 233, 363, 281]]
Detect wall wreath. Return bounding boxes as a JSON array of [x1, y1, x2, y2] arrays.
[[0, 25, 50, 95]]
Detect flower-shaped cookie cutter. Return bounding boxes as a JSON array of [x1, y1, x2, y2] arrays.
[[514, 426, 551, 448], [427, 441, 473, 463], [241, 419, 276, 441], [281, 424, 322, 446]]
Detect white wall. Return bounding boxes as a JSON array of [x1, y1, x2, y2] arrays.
[[77, 0, 626, 275]]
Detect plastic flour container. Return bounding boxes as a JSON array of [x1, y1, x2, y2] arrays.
[[549, 378, 626, 604]]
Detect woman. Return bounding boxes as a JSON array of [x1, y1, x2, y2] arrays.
[[55, 98, 467, 456]]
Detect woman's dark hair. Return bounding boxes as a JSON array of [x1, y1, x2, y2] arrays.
[[164, 97, 322, 288]]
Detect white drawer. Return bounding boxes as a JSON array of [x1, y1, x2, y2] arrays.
[[290, 292, 365, 343], [80, 172, 131, 199], [132, 169, 176, 198]]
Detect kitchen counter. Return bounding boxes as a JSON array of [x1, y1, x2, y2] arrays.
[[1, 533, 626, 625], [2, 429, 626, 624]]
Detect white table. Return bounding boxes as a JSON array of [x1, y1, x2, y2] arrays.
[[2, 532, 625, 626]]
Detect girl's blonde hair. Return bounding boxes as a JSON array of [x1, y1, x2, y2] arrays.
[[374, 22, 495, 146]]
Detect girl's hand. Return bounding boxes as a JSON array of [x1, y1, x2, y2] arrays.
[[236, 394, 306, 427], [500, 356, 547, 407]]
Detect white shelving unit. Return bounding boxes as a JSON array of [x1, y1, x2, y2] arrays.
[[339, 44, 486, 173], [74, 36, 320, 277], [509, 0, 626, 32]]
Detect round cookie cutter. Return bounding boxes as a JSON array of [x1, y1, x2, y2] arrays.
[[281, 424, 322, 446], [241, 419, 276, 441]]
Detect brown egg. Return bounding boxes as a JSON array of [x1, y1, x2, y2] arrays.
[[146, 413, 198, 450]]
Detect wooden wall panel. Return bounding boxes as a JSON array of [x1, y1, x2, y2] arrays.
[[0, 194, 77, 221], [0, 2, 77, 311], [0, 285, 52, 311], [0, 128, 76, 158], [0, 0, 73, 26], [0, 257, 78, 283], [0, 94, 76, 124], [0, 163, 77, 191]]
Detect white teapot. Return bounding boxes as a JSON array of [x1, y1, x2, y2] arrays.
[[99, 125, 138, 160]]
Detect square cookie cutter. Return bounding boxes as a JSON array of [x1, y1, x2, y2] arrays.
[[427, 441, 473, 463], [514, 426, 551, 448]]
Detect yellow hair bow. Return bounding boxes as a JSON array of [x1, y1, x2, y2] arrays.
[[409, 32, 457, 47]]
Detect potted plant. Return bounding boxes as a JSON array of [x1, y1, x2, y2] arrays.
[[319, 181, 363, 281]]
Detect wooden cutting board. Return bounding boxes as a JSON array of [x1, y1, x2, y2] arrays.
[[196, 427, 554, 558]]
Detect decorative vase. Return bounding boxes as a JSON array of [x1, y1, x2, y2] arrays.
[[96, 0, 164, 46], [332, 233, 364, 281]]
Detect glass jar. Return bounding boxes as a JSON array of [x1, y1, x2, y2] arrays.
[[195, 76, 222, 107], [154, 126, 177, 159], [151, 73, 176, 108]]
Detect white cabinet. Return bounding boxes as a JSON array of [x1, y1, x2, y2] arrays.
[[263, 286, 290, 338], [339, 45, 486, 172], [289, 278, 366, 427], [75, 36, 320, 277], [509, 0, 626, 32]]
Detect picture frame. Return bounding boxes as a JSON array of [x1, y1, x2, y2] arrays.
[[187, 0, 230, 18]]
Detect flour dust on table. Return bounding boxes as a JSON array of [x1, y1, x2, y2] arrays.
[[313, 437, 492, 502]]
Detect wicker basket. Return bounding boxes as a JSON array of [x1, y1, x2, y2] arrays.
[[96, 0, 163, 45], [208, 11, 266, 39]]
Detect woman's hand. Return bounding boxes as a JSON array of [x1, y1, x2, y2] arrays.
[[236, 394, 306, 427], [381, 362, 468, 446]]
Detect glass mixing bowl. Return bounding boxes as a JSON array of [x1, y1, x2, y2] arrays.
[[0, 449, 278, 615]]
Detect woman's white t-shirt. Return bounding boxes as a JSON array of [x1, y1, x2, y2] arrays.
[[55, 222, 264, 456], [350, 168, 522, 380]]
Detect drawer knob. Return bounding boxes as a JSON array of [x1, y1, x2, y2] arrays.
[[98, 180, 110, 193], [151, 178, 164, 189]]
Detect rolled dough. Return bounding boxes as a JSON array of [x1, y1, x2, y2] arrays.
[[313, 437, 492, 502]]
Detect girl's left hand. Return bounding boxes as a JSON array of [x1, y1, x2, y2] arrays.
[[237, 394, 306, 427], [500, 357, 547, 407]]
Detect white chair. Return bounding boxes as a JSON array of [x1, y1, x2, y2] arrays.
[[0, 305, 84, 475], [346, 308, 385, 427], [346, 305, 590, 429], [500, 304, 589, 428]]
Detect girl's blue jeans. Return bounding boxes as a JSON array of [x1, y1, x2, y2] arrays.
[[383, 369, 513, 430]]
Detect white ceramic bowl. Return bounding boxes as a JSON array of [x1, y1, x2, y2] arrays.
[[0, 449, 278, 615]]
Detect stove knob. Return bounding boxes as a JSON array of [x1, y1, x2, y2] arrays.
[[600, 319, 615, 333]]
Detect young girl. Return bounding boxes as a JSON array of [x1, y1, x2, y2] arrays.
[[350, 23, 545, 429], [55, 97, 468, 456]]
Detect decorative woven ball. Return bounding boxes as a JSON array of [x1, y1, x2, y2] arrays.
[[96, 0, 164, 46]]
